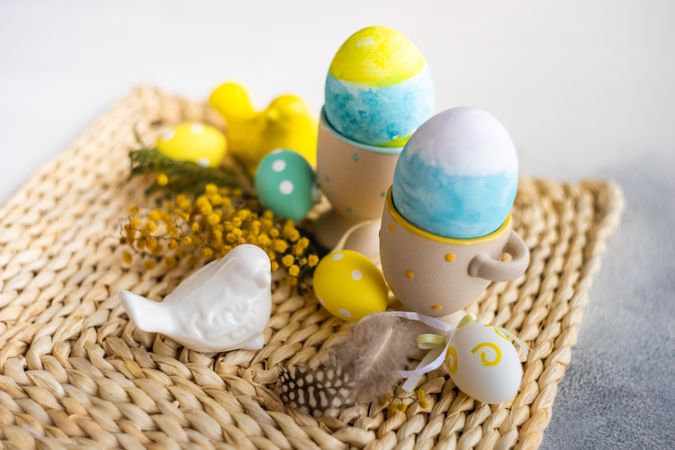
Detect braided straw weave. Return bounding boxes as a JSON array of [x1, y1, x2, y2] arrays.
[[0, 87, 623, 450]]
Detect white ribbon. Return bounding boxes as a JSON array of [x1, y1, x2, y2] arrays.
[[359, 311, 456, 392]]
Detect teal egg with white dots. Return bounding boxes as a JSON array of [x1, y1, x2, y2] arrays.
[[255, 149, 316, 222]]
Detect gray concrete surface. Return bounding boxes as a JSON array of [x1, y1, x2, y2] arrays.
[[543, 152, 675, 450]]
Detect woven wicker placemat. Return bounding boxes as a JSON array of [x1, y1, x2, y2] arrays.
[[0, 86, 623, 450]]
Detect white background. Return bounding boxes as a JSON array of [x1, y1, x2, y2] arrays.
[[1, 1, 674, 448], [1, 0, 674, 199]]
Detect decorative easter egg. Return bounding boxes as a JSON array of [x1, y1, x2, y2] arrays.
[[446, 322, 522, 404], [313, 250, 388, 321], [324, 26, 434, 147], [155, 123, 227, 167], [255, 149, 316, 222], [392, 107, 518, 239]]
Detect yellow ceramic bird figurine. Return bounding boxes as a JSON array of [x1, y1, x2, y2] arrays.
[[209, 82, 318, 174]]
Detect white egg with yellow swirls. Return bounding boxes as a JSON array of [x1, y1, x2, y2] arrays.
[[445, 323, 522, 404]]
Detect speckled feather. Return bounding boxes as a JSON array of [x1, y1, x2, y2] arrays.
[[278, 361, 355, 417], [278, 315, 430, 416]]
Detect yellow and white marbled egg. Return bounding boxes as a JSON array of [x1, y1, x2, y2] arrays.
[[446, 322, 522, 404], [313, 250, 388, 321]]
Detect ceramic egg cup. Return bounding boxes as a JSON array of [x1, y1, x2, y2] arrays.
[[379, 189, 529, 320], [315, 108, 402, 256]]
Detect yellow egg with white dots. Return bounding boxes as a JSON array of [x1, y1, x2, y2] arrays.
[[155, 122, 227, 167], [313, 250, 388, 321]]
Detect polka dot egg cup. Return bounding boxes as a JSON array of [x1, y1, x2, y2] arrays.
[[314, 108, 402, 256], [379, 189, 529, 318], [313, 250, 388, 322]]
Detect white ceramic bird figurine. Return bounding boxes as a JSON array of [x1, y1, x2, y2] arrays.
[[120, 244, 272, 353]]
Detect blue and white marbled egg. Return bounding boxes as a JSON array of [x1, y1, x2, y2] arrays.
[[392, 107, 518, 239]]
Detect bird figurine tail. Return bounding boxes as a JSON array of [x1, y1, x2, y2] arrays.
[[119, 291, 173, 335]]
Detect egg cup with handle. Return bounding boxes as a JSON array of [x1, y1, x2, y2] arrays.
[[314, 108, 403, 256], [379, 189, 529, 319]]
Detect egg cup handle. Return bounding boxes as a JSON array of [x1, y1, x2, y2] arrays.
[[468, 230, 530, 282]]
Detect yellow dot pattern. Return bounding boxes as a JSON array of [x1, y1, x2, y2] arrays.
[[405, 270, 415, 280], [444, 253, 456, 262], [431, 304, 443, 311], [389, 223, 395, 234]]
